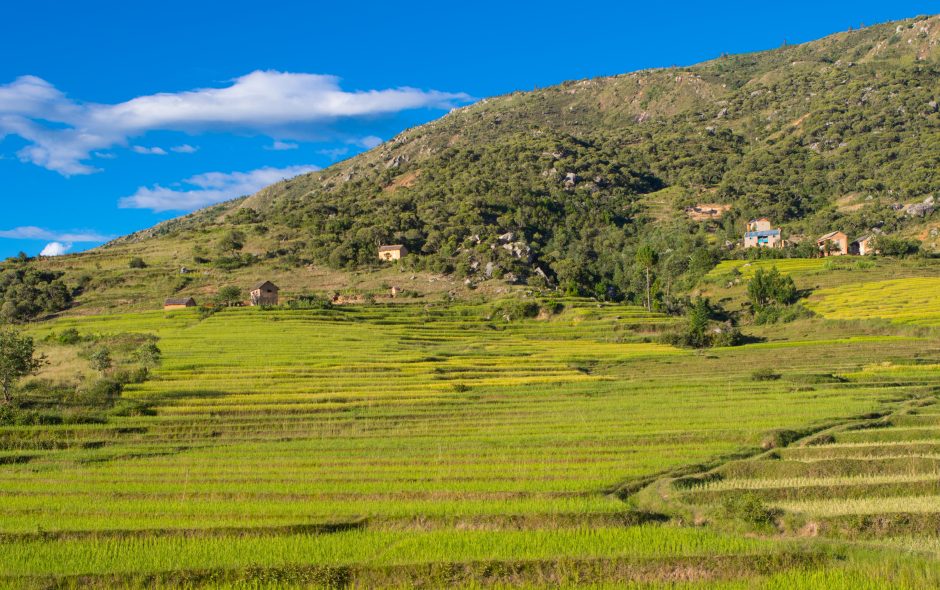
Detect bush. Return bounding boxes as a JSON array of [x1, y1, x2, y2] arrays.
[[747, 267, 797, 311], [128, 257, 147, 269], [56, 328, 82, 345], [873, 235, 920, 257], [754, 303, 813, 325], [722, 492, 779, 526], [80, 378, 123, 406], [490, 300, 541, 321], [752, 368, 782, 381], [89, 348, 113, 373], [287, 294, 333, 310]]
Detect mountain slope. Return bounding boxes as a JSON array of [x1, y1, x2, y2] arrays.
[[24, 15, 940, 313]]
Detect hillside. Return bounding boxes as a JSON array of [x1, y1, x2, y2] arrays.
[[16, 15, 940, 314]]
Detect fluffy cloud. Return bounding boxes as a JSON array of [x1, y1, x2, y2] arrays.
[[39, 242, 71, 256], [0, 71, 470, 175], [171, 144, 198, 153], [132, 145, 167, 155], [119, 164, 320, 212], [0, 226, 112, 242], [266, 140, 298, 151]]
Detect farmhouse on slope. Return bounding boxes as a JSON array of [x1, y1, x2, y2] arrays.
[[250, 281, 280, 306], [378, 244, 408, 261], [743, 218, 782, 249]]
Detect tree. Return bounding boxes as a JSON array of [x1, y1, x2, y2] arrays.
[[89, 348, 113, 374], [134, 342, 162, 368], [635, 245, 658, 312], [747, 267, 797, 311], [218, 231, 245, 256], [687, 297, 712, 348], [0, 329, 46, 404], [216, 286, 243, 307]]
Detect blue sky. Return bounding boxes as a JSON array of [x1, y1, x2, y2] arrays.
[[1, 0, 937, 258]]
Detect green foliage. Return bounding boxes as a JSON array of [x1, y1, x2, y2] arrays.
[[89, 348, 113, 373], [751, 368, 782, 381], [127, 257, 147, 269], [490, 299, 541, 321], [0, 266, 72, 322], [218, 230, 245, 255], [721, 492, 779, 527], [660, 297, 743, 348], [0, 328, 47, 403], [286, 294, 333, 310], [56, 328, 82, 345], [874, 235, 921, 257], [216, 286, 243, 307], [133, 342, 162, 368], [747, 267, 798, 311]]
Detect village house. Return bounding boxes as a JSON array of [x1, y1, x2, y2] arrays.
[[850, 235, 877, 256], [378, 244, 408, 261], [817, 231, 849, 256], [743, 218, 783, 249], [164, 297, 196, 310], [249, 281, 279, 306]]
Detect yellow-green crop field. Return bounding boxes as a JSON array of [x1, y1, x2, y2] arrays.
[[807, 277, 940, 326], [3, 297, 940, 587]]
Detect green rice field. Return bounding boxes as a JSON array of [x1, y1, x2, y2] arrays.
[[3, 291, 940, 587]]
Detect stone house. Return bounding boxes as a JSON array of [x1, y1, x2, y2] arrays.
[[250, 281, 280, 306], [378, 245, 408, 261], [817, 231, 849, 256]]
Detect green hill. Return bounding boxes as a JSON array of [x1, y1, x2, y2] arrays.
[[13, 15, 940, 314]]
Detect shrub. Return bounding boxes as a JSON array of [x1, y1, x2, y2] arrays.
[[287, 294, 333, 310], [747, 267, 797, 311], [56, 328, 82, 345], [752, 368, 782, 381], [490, 300, 540, 321], [128, 257, 147, 269], [89, 348, 113, 373], [722, 492, 779, 526]]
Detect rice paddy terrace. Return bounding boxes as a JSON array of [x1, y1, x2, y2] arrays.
[[2, 290, 940, 588]]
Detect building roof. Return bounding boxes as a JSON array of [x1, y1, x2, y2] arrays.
[[378, 244, 405, 252], [745, 229, 781, 238], [164, 297, 195, 306], [251, 280, 279, 291], [852, 234, 874, 243], [817, 231, 847, 242], [748, 217, 771, 223]]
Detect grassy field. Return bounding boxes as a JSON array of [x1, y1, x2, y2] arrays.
[[1, 289, 940, 587]]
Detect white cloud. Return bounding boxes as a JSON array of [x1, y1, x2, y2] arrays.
[[318, 147, 349, 160], [119, 164, 320, 212], [171, 144, 198, 153], [356, 136, 383, 149], [0, 71, 471, 175], [39, 242, 71, 256], [266, 140, 298, 151], [132, 145, 167, 155], [0, 226, 112, 242]]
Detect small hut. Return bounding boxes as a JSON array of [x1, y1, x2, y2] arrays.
[[851, 235, 877, 256], [378, 245, 408, 261], [250, 281, 280, 306], [164, 297, 196, 310], [817, 231, 849, 256]]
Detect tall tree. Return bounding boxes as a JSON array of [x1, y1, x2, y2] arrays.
[[635, 245, 658, 312], [0, 329, 47, 404]]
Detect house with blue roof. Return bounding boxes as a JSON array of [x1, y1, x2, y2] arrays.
[[743, 218, 783, 249]]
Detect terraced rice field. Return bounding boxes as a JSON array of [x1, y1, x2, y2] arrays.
[[707, 258, 830, 279], [3, 299, 940, 587], [807, 277, 940, 326]]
